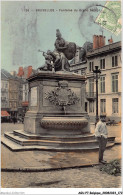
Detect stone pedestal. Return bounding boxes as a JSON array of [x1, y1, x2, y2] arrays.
[[2, 70, 115, 155], [24, 71, 90, 135]]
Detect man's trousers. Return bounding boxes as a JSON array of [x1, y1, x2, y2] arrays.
[[97, 136, 107, 161]]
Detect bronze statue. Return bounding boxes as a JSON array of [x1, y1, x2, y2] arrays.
[[38, 50, 63, 71], [38, 50, 54, 71], [54, 29, 70, 71], [38, 29, 76, 72], [54, 29, 76, 61]]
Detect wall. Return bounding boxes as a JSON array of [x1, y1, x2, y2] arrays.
[[9, 78, 23, 112], [23, 82, 29, 102], [86, 49, 121, 122], [70, 42, 121, 122], [1, 80, 9, 109]]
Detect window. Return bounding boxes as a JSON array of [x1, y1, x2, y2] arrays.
[[10, 93, 12, 99], [23, 92, 25, 101], [81, 69, 85, 75], [14, 102, 17, 108], [25, 84, 27, 90], [89, 78, 94, 93], [14, 93, 16, 99], [112, 74, 118, 92], [100, 59, 105, 69], [5, 83, 8, 88], [85, 102, 88, 112], [2, 82, 4, 88], [112, 98, 118, 113], [112, 56, 118, 67], [25, 92, 28, 101], [11, 92, 14, 99], [100, 99, 106, 113], [10, 102, 12, 108], [89, 62, 94, 72], [89, 101, 94, 113], [100, 76, 105, 93]]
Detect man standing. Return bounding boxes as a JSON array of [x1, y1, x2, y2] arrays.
[[95, 118, 108, 164]]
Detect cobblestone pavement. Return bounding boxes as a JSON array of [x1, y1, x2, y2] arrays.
[[1, 123, 122, 188], [1, 166, 121, 188], [1, 122, 23, 135], [1, 144, 100, 169]]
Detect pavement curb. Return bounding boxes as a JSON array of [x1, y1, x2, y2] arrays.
[[1, 163, 99, 172]]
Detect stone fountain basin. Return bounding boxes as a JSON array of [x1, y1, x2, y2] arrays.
[[40, 116, 88, 131]]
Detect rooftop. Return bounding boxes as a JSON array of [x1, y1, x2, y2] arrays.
[[1, 69, 13, 79], [87, 41, 121, 58], [1, 69, 23, 82]]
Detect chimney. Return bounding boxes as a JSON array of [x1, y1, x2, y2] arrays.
[[93, 35, 99, 49], [103, 36, 106, 46], [27, 66, 33, 78], [93, 35, 105, 49], [93, 35, 96, 49], [99, 35, 105, 48], [17, 67, 24, 77], [98, 35, 102, 47], [108, 36, 113, 44]]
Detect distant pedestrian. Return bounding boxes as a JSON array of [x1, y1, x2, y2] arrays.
[[95, 118, 108, 164], [22, 117, 24, 124], [13, 117, 16, 124]]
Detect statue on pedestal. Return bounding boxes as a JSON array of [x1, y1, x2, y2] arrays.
[[38, 29, 76, 72]]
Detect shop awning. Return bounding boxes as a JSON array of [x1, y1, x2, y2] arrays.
[[1, 111, 10, 117]]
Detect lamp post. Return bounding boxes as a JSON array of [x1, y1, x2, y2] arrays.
[[93, 66, 101, 124]]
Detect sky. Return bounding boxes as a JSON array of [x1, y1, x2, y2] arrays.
[[1, 1, 121, 72]]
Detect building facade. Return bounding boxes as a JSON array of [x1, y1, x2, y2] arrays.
[[70, 40, 121, 122], [1, 71, 9, 111], [1, 69, 23, 120], [9, 77, 23, 118], [17, 66, 35, 117], [21, 79, 29, 118]]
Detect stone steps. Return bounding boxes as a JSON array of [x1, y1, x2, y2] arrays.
[[13, 130, 115, 143], [4, 132, 98, 147], [13, 130, 95, 141], [1, 135, 115, 152], [3, 131, 115, 150]]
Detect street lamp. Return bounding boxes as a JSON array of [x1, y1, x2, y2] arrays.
[[93, 66, 101, 124]]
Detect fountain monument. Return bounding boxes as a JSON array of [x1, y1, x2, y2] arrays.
[[2, 29, 115, 152]]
